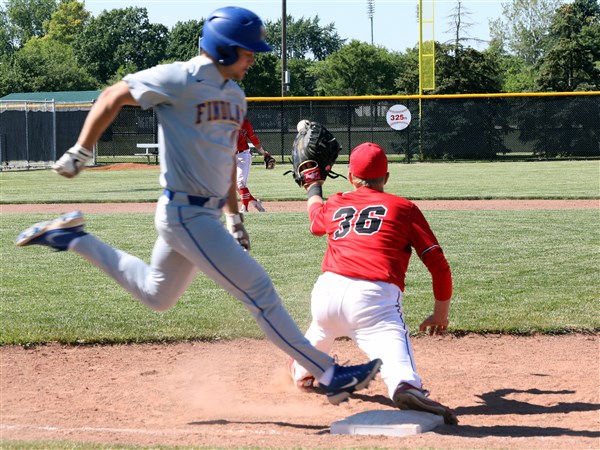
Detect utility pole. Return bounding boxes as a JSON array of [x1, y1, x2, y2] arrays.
[[281, 0, 289, 96]]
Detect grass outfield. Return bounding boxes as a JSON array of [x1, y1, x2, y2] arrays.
[[2, 209, 599, 345], [1, 160, 599, 203], [1, 160, 598, 345]]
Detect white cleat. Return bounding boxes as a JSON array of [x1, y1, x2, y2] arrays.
[[250, 199, 266, 212]]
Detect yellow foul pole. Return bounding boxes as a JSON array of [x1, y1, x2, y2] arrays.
[[418, 0, 435, 159]]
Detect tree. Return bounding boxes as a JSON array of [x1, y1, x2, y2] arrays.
[[490, 0, 562, 66], [73, 7, 168, 85], [395, 42, 502, 94], [395, 42, 506, 160], [310, 40, 404, 95], [165, 20, 202, 62], [0, 57, 19, 97], [488, 0, 562, 91], [416, 45, 507, 160], [393, 47, 419, 94], [265, 15, 345, 61], [238, 55, 317, 97], [0, 6, 16, 57], [485, 39, 537, 92], [536, 0, 600, 91], [8, 36, 97, 92], [261, 15, 345, 97], [437, 45, 503, 94], [239, 53, 280, 97], [444, 1, 486, 48], [514, 0, 600, 157], [286, 58, 318, 96], [5, 0, 57, 46], [45, 0, 89, 44]]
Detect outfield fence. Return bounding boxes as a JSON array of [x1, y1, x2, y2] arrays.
[[1, 92, 598, 169]]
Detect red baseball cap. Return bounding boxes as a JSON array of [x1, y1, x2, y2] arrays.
[[349, 142, 388, 179]]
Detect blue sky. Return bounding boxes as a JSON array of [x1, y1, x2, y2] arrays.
[[84, 1, 507, 52]]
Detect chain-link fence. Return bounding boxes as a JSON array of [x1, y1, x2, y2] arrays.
[[0, 100, 92, 170], [1, 92, 598, 169]]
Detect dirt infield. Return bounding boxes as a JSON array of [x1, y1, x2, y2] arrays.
[[2, 186, 599, 449], [1, 199, 598, 214], [2, 336, 599, 449]]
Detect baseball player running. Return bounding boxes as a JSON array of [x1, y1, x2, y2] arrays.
[[236, 118, 268, 212], [15, 7, 381, 406], [288, 142, 458, 424]]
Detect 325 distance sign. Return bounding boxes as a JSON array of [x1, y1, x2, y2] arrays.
[[386, 104, 412, 131]]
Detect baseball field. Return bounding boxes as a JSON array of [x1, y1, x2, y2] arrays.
[[1, 160, 599, 449]]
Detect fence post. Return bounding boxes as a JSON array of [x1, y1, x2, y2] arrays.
[[52, 100, 57, 161], [347, 102, 352, 155], [280, 101, 285, 159], [24, 102, 30, 166]]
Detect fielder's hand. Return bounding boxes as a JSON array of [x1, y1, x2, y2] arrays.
[[419, 315, 449, 336], [225, 213, 250, 251], [264, 151, 276, 169]]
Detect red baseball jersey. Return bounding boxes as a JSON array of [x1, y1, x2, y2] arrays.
[[237, 118, 261, 151], [309, 186, 451, 299]]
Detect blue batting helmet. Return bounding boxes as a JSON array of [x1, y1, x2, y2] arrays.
[[200, 7, 272, 66]]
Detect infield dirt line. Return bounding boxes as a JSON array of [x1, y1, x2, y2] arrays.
[[1, 199, 598, 214], [0, 422, 299, 437]]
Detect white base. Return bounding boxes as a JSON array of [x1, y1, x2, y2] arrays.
[[331, 410, 444, 437]]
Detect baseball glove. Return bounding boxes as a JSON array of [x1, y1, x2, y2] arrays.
[[285, 120, 343, 188], [264, 151, 276, 169]]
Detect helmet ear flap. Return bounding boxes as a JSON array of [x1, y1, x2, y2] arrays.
[[215, 46, 236, 66]]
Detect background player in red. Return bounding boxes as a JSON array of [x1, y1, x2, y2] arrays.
[[288, 142, 458, 425], [237, 118, 270, 212]]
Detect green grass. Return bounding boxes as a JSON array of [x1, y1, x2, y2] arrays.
[[1, 160, 598, 203], [1, 160, 598, 345], [2, 209, 598, 345]]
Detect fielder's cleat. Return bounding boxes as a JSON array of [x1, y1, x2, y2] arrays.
[[250, 199, 265, 212], [239, 204, 248, 213], [325, 358, 382, 405], [15, 211, 87, 252], [393, 382, 459, 425], [288, 358, 316, 389], [52, 144, 93, 178]]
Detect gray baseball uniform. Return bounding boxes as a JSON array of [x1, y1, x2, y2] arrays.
[[71, 55, 333, 377]]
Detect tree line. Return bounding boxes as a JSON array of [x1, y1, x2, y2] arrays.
[[0, 0, 598, 99]]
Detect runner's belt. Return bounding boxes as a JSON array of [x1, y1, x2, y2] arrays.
[[163, 189, 226, 209]]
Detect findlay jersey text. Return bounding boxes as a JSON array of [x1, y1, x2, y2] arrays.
[[196, 100, 244, 126]]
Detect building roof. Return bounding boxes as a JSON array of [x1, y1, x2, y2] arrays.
[[0, 90, 102, 103]]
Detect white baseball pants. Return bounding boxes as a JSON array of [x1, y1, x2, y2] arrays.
[[236, 150, 251, 190], [70, 194, 334, 377], [291, 271, 423, 398]]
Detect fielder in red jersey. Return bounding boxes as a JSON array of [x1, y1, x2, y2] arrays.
[[289, 141, 458, 425], [236, 118, 270, 212]]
